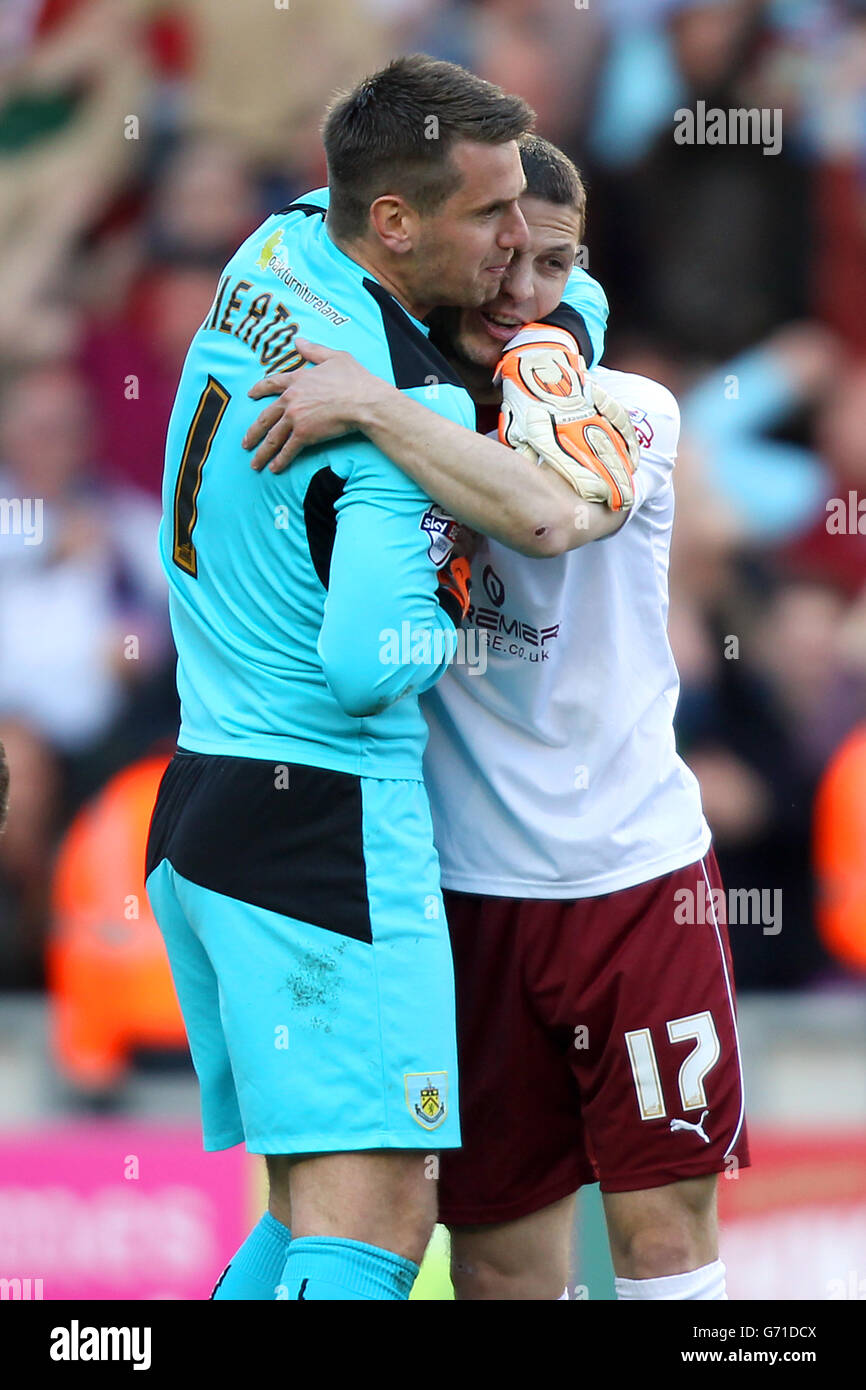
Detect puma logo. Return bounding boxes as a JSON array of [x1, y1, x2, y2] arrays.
[[670, 1109, 711, 1144]]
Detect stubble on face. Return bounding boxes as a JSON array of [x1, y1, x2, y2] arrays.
[[427, 306, 504, 403]]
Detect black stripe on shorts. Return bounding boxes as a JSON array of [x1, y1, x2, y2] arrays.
[[145, 750, 372, 943]]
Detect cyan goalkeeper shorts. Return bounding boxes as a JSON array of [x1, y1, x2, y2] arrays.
[[145, 749, 460, 1154]]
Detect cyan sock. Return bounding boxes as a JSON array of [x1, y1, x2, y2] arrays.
[[211, 1211, 293, 1300], [277, 1236, 419, 1301]]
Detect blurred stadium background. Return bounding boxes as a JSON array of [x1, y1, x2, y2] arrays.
[[0, 0, 865, 1301]]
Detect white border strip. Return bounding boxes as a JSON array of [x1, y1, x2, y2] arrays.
[[701, 856, 746, 1157]]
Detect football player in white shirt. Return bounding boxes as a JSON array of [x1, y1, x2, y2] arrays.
[[244, 135, 749, 1302]]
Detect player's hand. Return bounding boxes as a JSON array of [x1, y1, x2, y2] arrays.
[[451, 524, 481, 563], [244, 338, 383, 472], [495, 325, 640, 511]]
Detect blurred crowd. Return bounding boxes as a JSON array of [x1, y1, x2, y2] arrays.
[[0, 0, 864, 1000]]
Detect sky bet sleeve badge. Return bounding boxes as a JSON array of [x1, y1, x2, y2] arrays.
[[405, 1072, 448, 1129], [420, 505, 460, 568]]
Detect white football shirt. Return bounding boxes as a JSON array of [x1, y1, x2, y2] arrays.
[[421, 367, 711, 898]]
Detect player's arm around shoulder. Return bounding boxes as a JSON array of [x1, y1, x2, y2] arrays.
[[244, 341, 592, 558], [317, 436, 465, 719]]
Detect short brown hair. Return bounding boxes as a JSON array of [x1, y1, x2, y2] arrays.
[[323, 54, 534, 240], [518, 133, 587, 241]]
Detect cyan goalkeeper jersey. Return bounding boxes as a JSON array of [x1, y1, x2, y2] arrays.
[[159, 190, 475, 781]]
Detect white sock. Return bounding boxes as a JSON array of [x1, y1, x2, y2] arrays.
[[615, 1259, 727, 1300]]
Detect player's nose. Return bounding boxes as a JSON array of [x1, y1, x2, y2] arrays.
[[500, 254, 534, 307], [498, 202, 530, 253]]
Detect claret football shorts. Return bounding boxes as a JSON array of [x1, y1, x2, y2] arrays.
[[438, 851, 749, 1226], [145, 749, 460, 1155]]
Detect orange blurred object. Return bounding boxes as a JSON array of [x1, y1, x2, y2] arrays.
[[46, 753, 187, 1089], [813, 725, 866, 974]]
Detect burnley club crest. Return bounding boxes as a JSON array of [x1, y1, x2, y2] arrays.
[[405, 1072, 448, 1129]]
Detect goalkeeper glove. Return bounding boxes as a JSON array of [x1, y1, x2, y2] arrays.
[[495, 323, 640, 511]]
